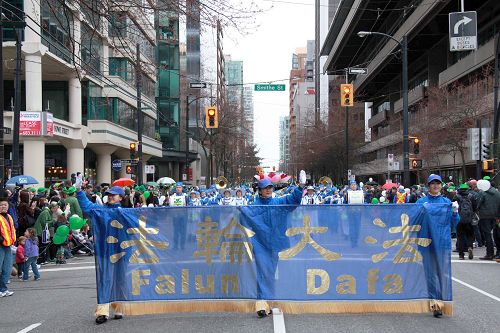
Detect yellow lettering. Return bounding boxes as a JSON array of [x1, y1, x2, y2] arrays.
[[195, 275, 215, 294], [383, 274, 403, 294], [221, 275, 239, 294], [182, 269, 189, 294], [131, 269, 150, 296], [367, 269, 379, 294], [307, 269, 330, 295], [336, 274, 356, 294], [155, 275, 175, 294]]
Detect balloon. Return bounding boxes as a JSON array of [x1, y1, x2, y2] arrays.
[[477, 179, 491, 192], [56, 225, 70, 237], [69, 215, 86, 230], [144, 191, 150, 200], [53, 233, 66, 245]]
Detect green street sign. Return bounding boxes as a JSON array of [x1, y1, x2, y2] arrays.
[[254, 84, 286, 92]]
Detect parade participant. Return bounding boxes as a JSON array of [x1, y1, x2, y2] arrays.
[[64, 186, 83, 218], [325, 189, 343, 205], [233, 189, 247, 206], [74, 175, 125, 325], [169, 182, 187, 207], [219, 189, 234, 206], [199, 190, 209, 206], [0, 191, 16, 297], [188, 191, 201, 206], [301, 186, 321, 205], [251, 175, 305, 317], [455, 184, 477, 260]]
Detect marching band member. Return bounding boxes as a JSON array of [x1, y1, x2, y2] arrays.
[[188, 191, 201, 206], [219, 189, 234, 206], [301, 186, 321, 205], [169, 182, 187, 207], [233, 188, 247, 206]]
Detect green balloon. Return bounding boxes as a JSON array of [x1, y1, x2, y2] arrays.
[[69, 215, 86, 230], [144, 191, 150, 200], [56, 225, 70, 237], [53, 234, 66, 245]]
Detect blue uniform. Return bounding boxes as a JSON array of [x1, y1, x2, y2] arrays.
[[416, 194, 459, 228]]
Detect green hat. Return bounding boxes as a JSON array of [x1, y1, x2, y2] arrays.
[[446, 186, 456, 192], [371, 198, 379, 204], [37, 187, 46, 194], [459, 183, 469, 190], [136, 185, 146, 193], [28, 187, 36, 193], [64, 186, 76, 195], [483, 176, 491, 180]]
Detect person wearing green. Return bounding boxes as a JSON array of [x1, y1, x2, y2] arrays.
[[34, 202, 59, 264], [64, 187, 83, 218]]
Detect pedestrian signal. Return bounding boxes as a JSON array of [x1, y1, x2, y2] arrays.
[[125, 165, 135, 174], [340, 84, 354, 107], [129, 142, 137, 159], [413, 138, 420, 154], [205, 106, 218, 128]]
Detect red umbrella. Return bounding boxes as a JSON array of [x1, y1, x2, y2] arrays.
[[113, 178, 135, 187], [382, 182, 399, 190]]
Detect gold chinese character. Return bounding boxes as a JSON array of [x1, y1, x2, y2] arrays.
[[279, 215, 341, 261], [367, 214, 432, 264], [193, 217, 221, 265], [108, 216, 168, 264], [220, 218, 255, 264]]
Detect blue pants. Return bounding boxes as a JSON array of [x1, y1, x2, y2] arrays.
[[23, 256, 40, 280], [0, 245, 12, 292]]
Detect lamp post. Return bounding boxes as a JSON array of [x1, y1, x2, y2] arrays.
[[358, 31, 410, 187]]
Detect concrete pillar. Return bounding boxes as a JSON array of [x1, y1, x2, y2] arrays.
[[66, 147, 84, 176], [92, 146, 117, 184], [24, 0, 41, 44], [23, 139, 45, 185], [68, 77, 82, 124]]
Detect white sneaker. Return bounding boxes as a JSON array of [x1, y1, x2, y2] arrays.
[[77, 250, 86, 254], [0, 291, 5, 297], [3, 290, 13, 297], [36, 264, 41, 269]]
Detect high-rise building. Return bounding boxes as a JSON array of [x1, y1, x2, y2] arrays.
[[1, 0, 162, 185], [243, 87, 254, 145], [279, 116, 290, 172]]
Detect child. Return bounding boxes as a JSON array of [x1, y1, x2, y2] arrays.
[[15, 236, 26, 279], [23, 228, 40, 281]]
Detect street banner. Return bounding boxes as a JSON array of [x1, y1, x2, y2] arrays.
[[90, 204, 453, 315]]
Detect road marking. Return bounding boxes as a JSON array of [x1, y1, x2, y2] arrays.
[[40, 266, 95, 273], [451, 260, 498, 264], [17, 323, 42, 333], [272, 308, 286, 333], [452, 277, 500, 302]]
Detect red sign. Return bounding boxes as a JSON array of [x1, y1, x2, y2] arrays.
[[46, 112, 53, 136], [188, 167, 193, 181], [20, 112, 42, 136]]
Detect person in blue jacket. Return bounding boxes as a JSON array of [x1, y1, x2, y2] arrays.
[[245, 177, 304, 317], [416, 174, 459, 318], [75, 179, 125, 325]]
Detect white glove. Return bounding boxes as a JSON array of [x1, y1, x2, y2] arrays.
[[299, 170, 307, 185], [452, 201, 459, 213], [74, 173, 83, 190]]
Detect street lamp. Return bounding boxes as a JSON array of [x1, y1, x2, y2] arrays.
[[357, 31, 410, 187]]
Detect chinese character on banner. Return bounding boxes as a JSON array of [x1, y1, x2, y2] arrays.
[[193, 217, 221, 265], [279, 215, 342, 261], [365, 214, 432, 264], [107, 216, 169, 264]]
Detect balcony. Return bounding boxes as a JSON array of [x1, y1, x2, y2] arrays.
[[368, 109, 387, 128], [394, 85, 426, 113]]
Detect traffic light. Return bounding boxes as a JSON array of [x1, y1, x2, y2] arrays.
[[482, 159, 494, 172], [129, 142, 137, 159], [205, 106, 218, 128], [413, 138, 420, 154], [482, 143, 491, 160], [340, 84, 354, 107], [125, 165, 135, 174]]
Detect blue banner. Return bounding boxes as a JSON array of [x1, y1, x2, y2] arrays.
[[89, 204, 453, 313]]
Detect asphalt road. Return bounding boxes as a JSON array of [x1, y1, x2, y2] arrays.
[[1, 246, 499, 333]]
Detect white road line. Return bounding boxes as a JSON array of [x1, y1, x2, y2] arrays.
[[40, 266, 95, 273], [16, 323, 42, 333], [452, 277, 500, 302], [451, 260, 499, 264], [272, 308, 286, 333]]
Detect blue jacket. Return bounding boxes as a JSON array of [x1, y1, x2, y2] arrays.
[[24, 237, 39, 257], [416, 194, 459, 227], [77, 191, 121, 214], [252, 186, 303, 205]]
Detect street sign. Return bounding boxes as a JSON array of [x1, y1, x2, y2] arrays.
[[145, 165, 155, 174], [254, 84, 286, 92], [189, 82, 207, 89], [112, 159, 122, 172], [387, 154, 394, 170], [411, 159, 423, 169], [121, 159, 138, 165], [348, 67, 368, 75], [1, 127, 11, 134], [449, 11, 477, 51], [182, 173, 187, 181]]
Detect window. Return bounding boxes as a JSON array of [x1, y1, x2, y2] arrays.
[[41, 0, 73, 63], [81, 23, 103, 76]]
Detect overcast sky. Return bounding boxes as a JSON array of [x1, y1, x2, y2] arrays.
[[224, 0, 315, 168]]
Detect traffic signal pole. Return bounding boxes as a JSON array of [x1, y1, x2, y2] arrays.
[[345, 70, 349, 184], [136, 43, 143, 184]]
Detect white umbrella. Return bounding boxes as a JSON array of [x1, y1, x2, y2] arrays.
[[157, 177, 176, 185]]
